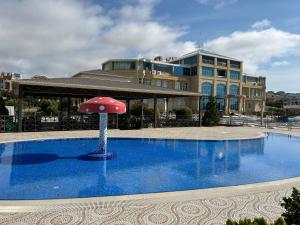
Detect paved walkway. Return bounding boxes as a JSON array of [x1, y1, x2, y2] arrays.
[[1, 127, 300, 225]]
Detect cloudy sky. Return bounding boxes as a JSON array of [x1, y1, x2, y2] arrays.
[[0, 0, 300, 92]]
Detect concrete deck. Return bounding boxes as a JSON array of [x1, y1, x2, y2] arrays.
[[0, 127, 300, 225]]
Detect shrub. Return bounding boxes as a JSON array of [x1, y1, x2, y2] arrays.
[[202, 96, 220, 126], [173, 107, 192, 120], [281, 187, 300, 225], [226, 217, 287, 225], [130, 102, 154, 117], [0, 97, 9, 115]]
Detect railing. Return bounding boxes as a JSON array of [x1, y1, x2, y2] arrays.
[[230, 64, 240, 69], [202, 59, 214, 65], [0, 115, 17, 132], [2, 113, 300, 132]]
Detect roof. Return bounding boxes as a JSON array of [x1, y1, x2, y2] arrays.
[[15, 77, 201, 97], [170, 49, 241, 62], [101, 58, 191, 68]]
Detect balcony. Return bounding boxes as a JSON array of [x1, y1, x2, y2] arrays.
[[217, 62, 227, 67], [230, 64, 240, 69], [202, 59, 214, 65]]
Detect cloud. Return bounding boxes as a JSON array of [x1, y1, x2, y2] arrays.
[[203, 27, 300, 74], [251, 19, 271, 30], [195, 0, 238, 9], [0, 0, 197, 77], [271, 61, 290, 67]]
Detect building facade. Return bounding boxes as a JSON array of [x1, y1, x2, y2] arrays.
[[101, 50, 266, 114], [0, 72, 21, 96]]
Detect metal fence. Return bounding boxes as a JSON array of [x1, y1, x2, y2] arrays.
[[1, 114, 300, 133]]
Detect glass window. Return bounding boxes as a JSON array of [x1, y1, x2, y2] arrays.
[[216, 84, 226, 97], [217, 70, 226, 77], [154, 64, 173, 74], [175, 82, 180, 90], [113, 61, 136, 70], [201, 82, 213, 96], [229, 85, 239, 95], [201, 96, 210, 109], [229, 98, 239, 110], [191, 66, 198, 76], [0, 80, 3, 89], [230, 71, 240, 80], [183, 55, 197, 65], [174, 66, 191, 76], [202, 66, 214, 77], [217, 98, 225, 110], [156, 80, 162, 87], [174, 66, 183, 76], [202, 55, 214, 65], [139, 78, 151, 85], [162, 80, 169, 88], [230, 60, 240, 69]]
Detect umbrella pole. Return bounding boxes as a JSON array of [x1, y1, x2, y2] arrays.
[[99, 112, 108, 155]]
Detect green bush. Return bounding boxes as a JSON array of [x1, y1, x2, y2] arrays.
[[173, 107, 192, 120], [226, 217, 287, 225], [202, 96, 220, 126], [281, 187, 300, 225], [130, 102, 154, 117]]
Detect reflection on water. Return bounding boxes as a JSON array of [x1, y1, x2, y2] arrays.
[[0, 136, 269, 200]]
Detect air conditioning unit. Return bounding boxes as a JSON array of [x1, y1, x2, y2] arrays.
[[151, 70, 156, 75], [157, 71, 162, 75]]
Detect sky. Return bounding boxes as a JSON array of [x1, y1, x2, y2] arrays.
[[0, 0, 300, 92]]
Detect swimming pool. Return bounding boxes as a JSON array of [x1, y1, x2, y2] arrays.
[[0, 133, 300, 200]]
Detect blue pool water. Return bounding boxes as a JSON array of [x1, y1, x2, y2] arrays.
[[0, 133, 300, 200]]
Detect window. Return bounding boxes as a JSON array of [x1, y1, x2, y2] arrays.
[[162, 80, 169, 88], [139, 78, 151, 86], [217, 69, 226, 77], [216, 84, 226, 97], [202, 55, 214, 65], [174, 66, 191, 76], [154, 64, 173, 74], [230, 71, 240, 80], [229, 85, 239, 95], [191, 66, 198, 76], [4, 82, 10, 90], [113, 61, 136, 70], [230, 60, 240, 69], [229, 98, 239, 110], [183, 55, 197, 65], [180, 82, 188, 91], [217, 58, 227, 67], [201, 96, 210, 109], [156, 80, 162, 87], [202, 66, 214, 77], [175, 82, 180, 90], [201, 82, 213, 96], [217, 98, 225, 110], [0, 80, 3, 89]]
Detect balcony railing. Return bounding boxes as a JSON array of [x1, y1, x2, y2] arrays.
[[202, 59, 214, 65], [230, 64, 240, 69], [217, 62, 227, 67]]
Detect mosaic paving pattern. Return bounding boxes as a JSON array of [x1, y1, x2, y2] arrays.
[[0, 186, 297, 225]]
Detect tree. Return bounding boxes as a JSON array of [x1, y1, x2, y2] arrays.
[[173, 107, 192, 120], [0, 97, 9, 115], [38, 99, 59, 116], [202, 96, 220, 126], [281, 187, 300, 225]]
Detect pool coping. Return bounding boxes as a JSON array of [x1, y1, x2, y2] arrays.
[[0, 128, 299, 213]]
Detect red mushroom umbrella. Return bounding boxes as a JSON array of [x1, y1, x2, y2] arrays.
[[79, 97, 126, 159]]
